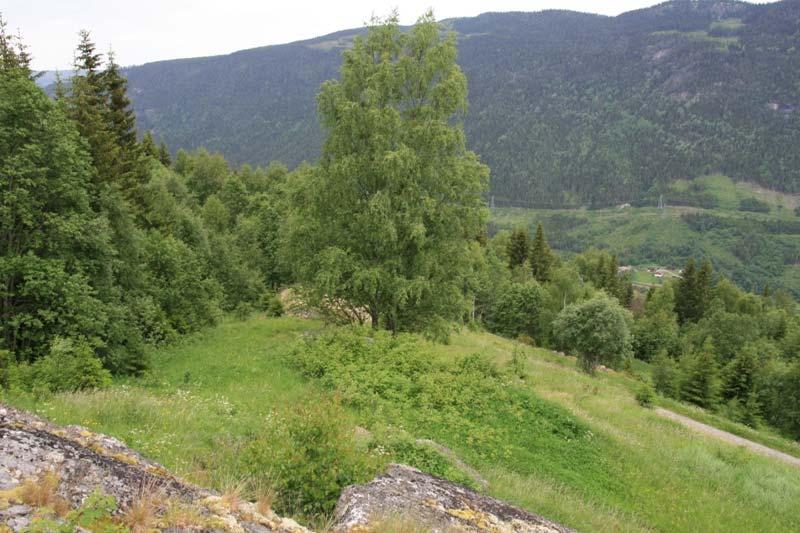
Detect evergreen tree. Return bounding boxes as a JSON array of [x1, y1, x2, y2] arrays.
[[103, 51, 137, 152], [529, 223, 554, 282], [506, 228, 529, 269], [68, 30, 120, 189], [158, 142, 171, 166], [696, 258, 713, 319], [141, 131, 158, 158], [675, 258, 698, 324], [722, 345, 758, 401], [652, 350, 679, 397], [0, 16, 31, 78], [0, 69, 111, 360], [680, 338, 719, 409]]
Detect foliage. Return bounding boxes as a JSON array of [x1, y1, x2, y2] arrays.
[[262, 293, 284, 317], [738, 197, 770, 213], [529, 223, 555, 282], [289, 326, 607, 492], [679, 340, 719, 410], [8, 337, 111, 395], [282, 13, 489, 337], [635, 383, 655, 408], [506, 228, 529, 269], [238, 397, 379, 520], [553, 294, 632, 372], [484, 281, 544, 341], [9, 317, 800, 532]]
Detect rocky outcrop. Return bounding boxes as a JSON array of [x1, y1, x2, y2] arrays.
[[0, 404, 309, 532], [332, 464, 574, 532]]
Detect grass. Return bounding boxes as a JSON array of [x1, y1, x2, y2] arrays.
[[4, 316, 800, 532]]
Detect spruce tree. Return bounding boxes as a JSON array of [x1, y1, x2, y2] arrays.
[[103, 51, 137, 151], [529, 223, 554, 282], [141, 131, 158, 158], [675, 258, 698, 324], [680, 338, 719, 409], [696, 258, 713, 319], [69, 30, 120, 190], [158, 142, 171, 166], [507, 228, 529, 269]]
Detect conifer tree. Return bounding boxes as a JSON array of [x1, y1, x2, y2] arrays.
[[141, 131, 158, 158], [103, 51, 137, 151], [675, 258, 698, 324], [696, 258, 713, 319], [680, 338, 719, 409], [158, 142, 171, 166], [529, 223, 554, 282], [507, 228, 529, 269], [0, 16, 32, 78], [69, 30, 120, 189]]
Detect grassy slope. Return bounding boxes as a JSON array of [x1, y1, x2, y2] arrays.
[[5, 317, 800, 532], [492, 175, 800, 295]]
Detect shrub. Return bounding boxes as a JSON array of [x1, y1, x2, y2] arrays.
[[262, 293, 284, 317], [738, 197, 770, 213], [484, 281, 544, 340], [238, 397, 379, 521], [233, 302, 254, 321], [635, 383, 655, 408], [8, 337, 111, 394]]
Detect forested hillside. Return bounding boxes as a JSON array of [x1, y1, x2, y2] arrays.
[[111, 0, 800, 207]]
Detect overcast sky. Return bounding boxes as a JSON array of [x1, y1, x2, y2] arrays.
[[2, 0, 776, 71]]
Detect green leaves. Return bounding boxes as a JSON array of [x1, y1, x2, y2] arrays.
[[285, 12, 488, 335]]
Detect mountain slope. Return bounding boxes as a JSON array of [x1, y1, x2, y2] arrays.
[[122, 0, 800, 206]]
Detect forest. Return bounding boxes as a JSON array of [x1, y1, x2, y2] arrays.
[[2, 10, 800, 530], [3, 9, 799, 440], [101, 0, 800, 208]]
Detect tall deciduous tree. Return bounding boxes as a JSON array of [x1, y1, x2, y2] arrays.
[[284, 12, 489, 336]]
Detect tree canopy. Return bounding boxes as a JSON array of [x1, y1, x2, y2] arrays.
[[283, 12, 489, 337]]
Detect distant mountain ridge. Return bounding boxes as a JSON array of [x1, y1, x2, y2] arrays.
[[109, 0, 799, 207]]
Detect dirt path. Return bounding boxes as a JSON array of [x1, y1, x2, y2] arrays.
[[655, 407, 800, 468]]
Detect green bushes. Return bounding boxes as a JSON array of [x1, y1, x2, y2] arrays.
[[484, 281, 544, 340], [738, 197, 770, 213], [237, 398, 379, 520], [8, 337, 111, 395], [289, 327, 612, 496]]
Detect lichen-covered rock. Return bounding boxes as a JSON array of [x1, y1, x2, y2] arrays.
[[0, 404, 309, 533], [332, 464, 574, 532]]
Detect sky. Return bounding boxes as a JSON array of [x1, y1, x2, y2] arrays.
[[2, 0, 776, 71]]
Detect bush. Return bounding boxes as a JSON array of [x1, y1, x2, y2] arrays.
[[738, 197, 770, 213], [635, 383, 655, 408], [262, 293, 284, 317], [233, 302, 254, 321], [484, 281, 543, 340], [8, 337, 111, 395], [238, 398, 378, 520]]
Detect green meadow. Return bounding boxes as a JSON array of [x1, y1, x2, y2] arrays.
[[5, 316, 800, 531]]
